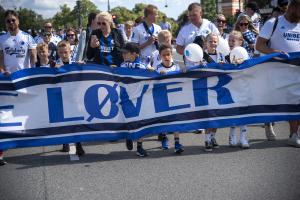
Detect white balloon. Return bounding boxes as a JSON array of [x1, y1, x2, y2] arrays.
[[216, 37, 230, 56], [230, 47, 250, 64], [184, 43, 203, 62]]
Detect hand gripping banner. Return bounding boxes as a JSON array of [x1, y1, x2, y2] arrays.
[[0, 52, 300, 150]]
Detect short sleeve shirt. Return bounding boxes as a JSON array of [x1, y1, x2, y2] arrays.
[[0, 30, 37, 73], [131, 22, 161, 60], [259, 15, 300, 52], [120, 58, 146, 69], [156, 62, 180, 74], [176, 19, 220, 68], [34, 34, 61, 45]]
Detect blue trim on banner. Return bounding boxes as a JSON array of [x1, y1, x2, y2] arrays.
[[0, 114, 299, 149], [1, 104, 299, 139], [0, 122, 22, 127], [0, 52, 299, 82], [0, 105, 14, 109], [0, 92, 18, 96]]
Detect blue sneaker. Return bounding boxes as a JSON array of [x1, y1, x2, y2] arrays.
[[161, 137, 169, 150], [174, 143, 184, 154], [136, 147, 148, 157]]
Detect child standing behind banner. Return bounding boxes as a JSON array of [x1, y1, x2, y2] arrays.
[[227, 31, 250, 149], [201, 33, 226, 151], [120, 42, 154, 157], [155, 43, 184, 154], [56, 41, 86, 156]]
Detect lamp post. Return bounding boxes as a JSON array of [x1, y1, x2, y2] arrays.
[[108, 0, 111, 12], [76, 0, 82, 28]]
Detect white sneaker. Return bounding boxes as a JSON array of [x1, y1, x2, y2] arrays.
[[229, 128, 238, 147], [265, 125, 276, 141], [240, 127, 250, 149], [287, 133, 300, 148]]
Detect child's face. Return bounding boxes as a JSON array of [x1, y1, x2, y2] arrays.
[[160, 48, 172, 66], [122, 51, 137, 62], [206, 36, 218, 52], [228, 35, 243, 50], [57, 46, 71, 62], [37, 48, 48, 59]]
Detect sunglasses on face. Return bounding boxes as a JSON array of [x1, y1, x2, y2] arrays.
[[217, 19, 226, 23], [43, 33, 51, 37], [67, 34, 75, 37], [44, 26, 52, 29], [239, 23, 249, 26], [97, 22, 107, 26], [6, 19, 16, 24]]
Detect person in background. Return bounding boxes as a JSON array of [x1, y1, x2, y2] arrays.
[[41, 31, 58, 63], [87, 12, 125, 67], [215, 14, 229, 40], [277, 0, 289, 15], [176, 3, 219, 69], [241, 2, 261, 31], [35, 22, 61, 45], [36, 43, 55, 67], [65, 28, 79, 62], [0, 10, 37, 165], [160, 15, 171, 31], [131, 4, 161, 64], [122, 21, 134, 43], [234, 15, 258, 56], [256, 0, 300, 147]]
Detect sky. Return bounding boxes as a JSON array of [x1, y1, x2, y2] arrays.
[[2, 0, 201, 20]]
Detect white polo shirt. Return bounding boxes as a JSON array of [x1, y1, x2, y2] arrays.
[[176, 19, 219, 68], [0, 30, 36, 73], [131, 22, 161, 61], [34, 34, 61, 45], [259, 15, 300, 53]]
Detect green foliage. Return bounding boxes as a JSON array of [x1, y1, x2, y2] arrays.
[[203, 0, 217, 21]]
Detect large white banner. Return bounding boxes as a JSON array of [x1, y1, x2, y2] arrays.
[[0, 52, 300, 149]]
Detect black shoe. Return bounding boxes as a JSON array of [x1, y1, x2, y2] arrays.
[[61, 144, 70, 152], [126, 139, 133, 151], [204, 141, 213, 152], [0, 159, 7, 166], [157, 133, 164, 141], [211, 138, 219, 149], [76, 143, 85, 156], [136, 147, 148, 157]]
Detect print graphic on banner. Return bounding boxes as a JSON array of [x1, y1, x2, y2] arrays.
[[0, 52, 300, 150]]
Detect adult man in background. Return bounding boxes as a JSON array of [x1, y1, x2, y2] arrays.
[[176, 3, 219, 68], [34, 22, 61, 45], [0, 10, 37, 165]]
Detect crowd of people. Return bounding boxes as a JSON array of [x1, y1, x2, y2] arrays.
[[0, 0, 299, 165]]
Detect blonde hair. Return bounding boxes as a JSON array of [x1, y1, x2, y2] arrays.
[[57, 40, 71, 50], [157, 30, 172, 43], [229, 30, 244, 41], [215, 13, 226, 21], [234, 15, 259, 35], [205, 33, 219, 43], [36, 42, 48, 52], [124, 20, 134, 28], [97, 11, 115, 28]]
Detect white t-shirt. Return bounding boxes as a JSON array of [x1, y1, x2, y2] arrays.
[[259, 15, 300, 53], [156, 62, 180, 74], [131, 22, 161, 61], [176, 19, 220, 68], [150, 49, 176, 70], [0, 30, 37, 73], [34, 34, 61, 45]]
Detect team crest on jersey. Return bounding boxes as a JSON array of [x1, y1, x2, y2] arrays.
[[111, 39, 115, 45]]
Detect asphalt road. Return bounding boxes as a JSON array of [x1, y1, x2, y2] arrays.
[[0, 122, 299, 200]]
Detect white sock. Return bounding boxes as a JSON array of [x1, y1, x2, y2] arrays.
[[205, 133, 212, 142], [230, 127, 236, 137]]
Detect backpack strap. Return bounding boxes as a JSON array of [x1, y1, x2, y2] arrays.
[[267, 17, 279, 46]]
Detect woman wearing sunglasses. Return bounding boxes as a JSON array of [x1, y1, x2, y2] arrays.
[[87, 11, 125, 67], [234, 15, 259, 56], [215, 14, 229, 40], [65, 28, 79, 62]]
